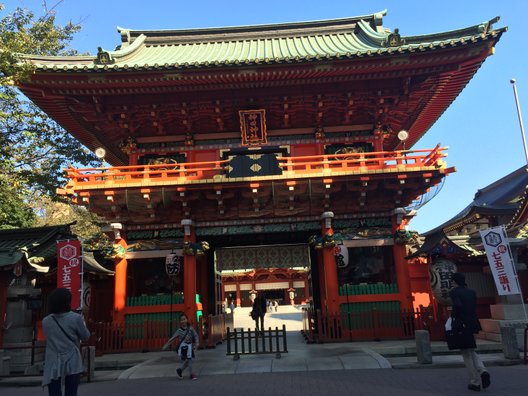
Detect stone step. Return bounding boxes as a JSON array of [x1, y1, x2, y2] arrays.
[[477, 331, 502, 343], [0, 350, 11, 376], [490, 304, 528, 320], [481, 318, 526, 334], [369, 340, 503, 356], [477, 328, 527, 352]]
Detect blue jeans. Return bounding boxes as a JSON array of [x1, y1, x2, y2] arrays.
[[47, 374, 81, 396]]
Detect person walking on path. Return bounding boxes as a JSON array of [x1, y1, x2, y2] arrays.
[[42, 288, 91, 396], [449, 272, 491, 392], [162, 313, 200, 380], [251, 292, 267, 332]]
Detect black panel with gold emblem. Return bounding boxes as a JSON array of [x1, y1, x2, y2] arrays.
[[223, 147, 287, 178]]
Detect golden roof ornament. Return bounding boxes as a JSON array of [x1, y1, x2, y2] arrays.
[[95, 47, 114, 65]]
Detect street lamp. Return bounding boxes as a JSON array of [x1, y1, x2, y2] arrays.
[[510, 79, 528, 164]]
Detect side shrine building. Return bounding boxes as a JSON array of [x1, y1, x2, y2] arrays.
[[16, 10, 505, 345]]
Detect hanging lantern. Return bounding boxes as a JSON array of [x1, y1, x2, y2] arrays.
[[429, 257, 457, 305]]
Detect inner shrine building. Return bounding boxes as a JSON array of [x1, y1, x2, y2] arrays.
[[17, 10, 505, 336]]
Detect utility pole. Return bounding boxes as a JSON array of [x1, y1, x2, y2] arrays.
[[510, 78, 528, 164]]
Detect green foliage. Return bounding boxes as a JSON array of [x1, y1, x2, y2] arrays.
[[0, 3, 80, 84], [0, 175, 35, 229], [0, 3, 101, 238], [31, 195, 111, 250], [0, 86, 98, 196], [0, 4, 99, 193]]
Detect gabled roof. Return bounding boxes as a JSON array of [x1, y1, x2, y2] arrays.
[[80, 251, 114, 275], [425, 166, 528, 235], [16, 11, 507, 166], [0, 224, 74, 269], [22, 11, 505, 72], [0, 224, 114, 275], [406, 231, 476, 258]]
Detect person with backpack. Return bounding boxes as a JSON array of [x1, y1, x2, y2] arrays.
[[162, 313, 200, 380]]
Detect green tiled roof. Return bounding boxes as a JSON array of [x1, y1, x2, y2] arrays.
[[0, 224, 74, 269], [23, 11, 506, 72], [0, 225, 113, 274]]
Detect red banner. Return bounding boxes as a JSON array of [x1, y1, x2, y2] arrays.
[[57, 239, 82, 310]]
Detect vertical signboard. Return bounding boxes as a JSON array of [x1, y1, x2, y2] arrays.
[[480, 227, 520, 296], [57, 239, 82, 309], [239, 109, 267, 146]]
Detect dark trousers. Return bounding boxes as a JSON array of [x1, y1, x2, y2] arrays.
[[48, 373, 81, 396], [255, 315, 265, 331]]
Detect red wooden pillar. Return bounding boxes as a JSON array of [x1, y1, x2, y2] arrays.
[[182, 219, 197, 324], [197, 255, 209, 317], [321, 212, 339, 316], [392, 211, 413, 310], [235, 283, 241, 307], [113, 227, 128, 323], [317, 250, 326, 315]]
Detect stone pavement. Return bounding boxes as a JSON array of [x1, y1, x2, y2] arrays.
[[0, 305, 524, 388]]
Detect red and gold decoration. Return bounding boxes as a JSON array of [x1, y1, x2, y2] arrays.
[[394, 229, 419, 245], [119, 136, 137, 155], [373, 122, 393, 139], [314, 125, 325, 140], [309, 232, 336, 249], [239, 109, 267, 146], [184, 132, 195, 147], [182, 240, 210, 256]]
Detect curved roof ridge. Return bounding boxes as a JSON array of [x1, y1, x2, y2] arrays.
[[117, 10, 387, 45], [107, 34, 146, 61], [402, 16, 505, 44], [355, 19, 388, 47], [423, 166, 528, 235], [474, 165, 528, 198]]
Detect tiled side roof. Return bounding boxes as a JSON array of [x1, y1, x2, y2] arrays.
[[0, 224, 73, 268], [22, 12, 505, 72], [423, 166, 528, 235]]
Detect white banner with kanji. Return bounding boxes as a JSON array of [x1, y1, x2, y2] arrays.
[[480, 227, 520, 296]]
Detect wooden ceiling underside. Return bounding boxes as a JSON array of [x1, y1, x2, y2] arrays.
[[77, 170, 444, 225], [20, 43, 492, 165]]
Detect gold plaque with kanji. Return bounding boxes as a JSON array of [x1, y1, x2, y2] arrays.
[[239, 109, 267, 146]]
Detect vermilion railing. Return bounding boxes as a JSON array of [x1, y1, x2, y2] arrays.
[[279, 145, 446, 173], [59, 146, 447, 193]]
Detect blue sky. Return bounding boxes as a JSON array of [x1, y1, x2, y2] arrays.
[[4, 0, 528, 232]]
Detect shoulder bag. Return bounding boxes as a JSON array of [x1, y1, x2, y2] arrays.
[[51, 315, 81, 350], [445, 317, 476, 350]]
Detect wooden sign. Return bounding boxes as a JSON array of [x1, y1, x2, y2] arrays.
[[239, 109, 267, 146]]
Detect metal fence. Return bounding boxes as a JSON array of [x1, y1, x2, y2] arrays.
[[226, 325, 288, 359]]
